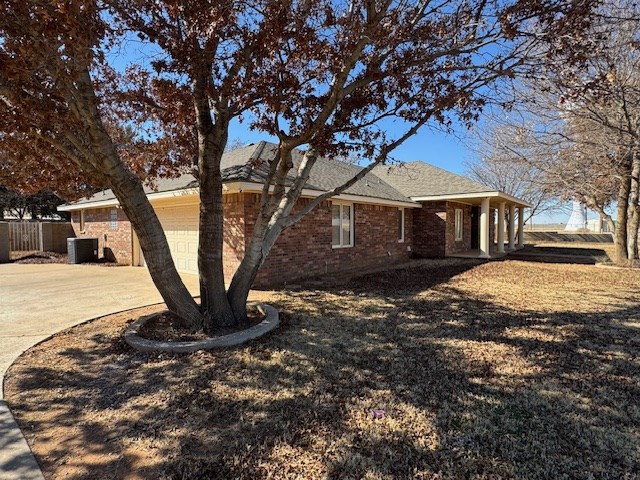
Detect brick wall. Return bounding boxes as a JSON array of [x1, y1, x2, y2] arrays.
[[70, 208, 132, 264], [412, 201, 446, 257], [445, 202, 472, 255], [241, 194, 413, 287]]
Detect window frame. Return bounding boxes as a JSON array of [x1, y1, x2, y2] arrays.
[[331, 202, 354, 248], [454, 208, 463, 241], [398, 208, 405, 243]]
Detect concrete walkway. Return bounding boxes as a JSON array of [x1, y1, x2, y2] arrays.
[[0, 263, 199, 480]]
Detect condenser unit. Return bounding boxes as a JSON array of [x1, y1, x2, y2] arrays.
[[67, 238, 99, 264]]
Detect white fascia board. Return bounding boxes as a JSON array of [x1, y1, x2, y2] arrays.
[[58, 188, 200, 212], [226, 181, 420, 208], [411, 191, 532, 208], [58, 198, 118, 211]]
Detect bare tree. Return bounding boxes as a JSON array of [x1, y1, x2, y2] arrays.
[[465, 122, 564, 222]]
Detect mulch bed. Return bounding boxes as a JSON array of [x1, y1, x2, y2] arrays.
[[10, 251, 127, 266], [11, 251, 67, 264], [137, 309, 265, 342], [4, 258, 640, 480]]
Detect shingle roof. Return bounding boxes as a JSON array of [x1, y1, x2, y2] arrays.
[[372, 161, 493, 198], [232, 142, 412, 203], [65, 142, 502, 209], [69, 142, 414, 207]]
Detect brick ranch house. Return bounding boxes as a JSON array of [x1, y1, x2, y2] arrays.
[[59, 142, 529, 287]]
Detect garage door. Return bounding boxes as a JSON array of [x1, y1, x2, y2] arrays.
[[156, 205, 199, 275]]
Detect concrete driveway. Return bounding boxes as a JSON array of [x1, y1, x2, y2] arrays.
[[0, 263, 199, 479], [0, 263, 199, 396]]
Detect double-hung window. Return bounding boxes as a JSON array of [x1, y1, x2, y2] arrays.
[[331, 202, 354, 248], [454, 208, 463, 241]]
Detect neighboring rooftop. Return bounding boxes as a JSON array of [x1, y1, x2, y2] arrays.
[[372, 161, 493, 198]]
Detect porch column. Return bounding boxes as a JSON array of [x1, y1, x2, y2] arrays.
[[497, 202, 506, 253], [517, 206, 525, 249], [508, 204, 516, 250], [479, 197, 491, 258]]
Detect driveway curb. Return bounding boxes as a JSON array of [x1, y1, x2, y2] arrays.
[[0, 401, 45, 480]]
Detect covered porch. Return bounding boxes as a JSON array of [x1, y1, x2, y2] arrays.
[[412, 191, 531, 260]]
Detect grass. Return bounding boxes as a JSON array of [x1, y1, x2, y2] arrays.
[[5, 257, 640, 480]]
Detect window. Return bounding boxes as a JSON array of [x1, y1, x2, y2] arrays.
[[331, 203, 353, 248], [110, 208, 118, 230], [398, 208, 405, 242], [454, 208, 463, 241], [79, 210, 85, 232]]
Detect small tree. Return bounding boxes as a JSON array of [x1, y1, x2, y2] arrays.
[[1, 0, 601, 331]]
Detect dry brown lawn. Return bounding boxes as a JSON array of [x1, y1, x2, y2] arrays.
[[5, 258, 640, 480]]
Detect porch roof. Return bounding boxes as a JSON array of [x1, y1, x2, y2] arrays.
[[410, 191, 532, 208]]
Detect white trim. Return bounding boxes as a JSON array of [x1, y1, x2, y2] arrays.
[[411, 191, 531, 208], [58, 188, 200, 212], [331, 201, 354, 248], [58, 198, 118, 211], [60, 181, 418, 211], [224, 182, 420, 208], [398, 208, 405, 243], [79, 209, 85, 233]]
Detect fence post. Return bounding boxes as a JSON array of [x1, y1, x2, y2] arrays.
[[0, 222, 9, 263]]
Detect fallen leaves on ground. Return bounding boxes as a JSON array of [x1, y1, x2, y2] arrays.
[[5, 257, 640, 480]]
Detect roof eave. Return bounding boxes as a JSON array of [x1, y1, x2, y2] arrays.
[[411, 191, 532, 208], [58, 187, 200, 212], [226, 181, 420, 208]]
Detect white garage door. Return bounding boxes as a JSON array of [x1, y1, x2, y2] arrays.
[[156, 205, 199, 275]]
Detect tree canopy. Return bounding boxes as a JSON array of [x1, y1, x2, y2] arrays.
[[0, 0, 603, 330]]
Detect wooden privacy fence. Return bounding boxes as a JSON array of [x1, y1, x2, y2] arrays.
[[4, 221, 74, 252], [8, 221, 42, 251]]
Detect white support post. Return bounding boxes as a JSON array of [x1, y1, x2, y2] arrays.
[[508, 204, 516, 250], [497, 202, 505, 253], [517, 206, 525, 248], [479, 197, 491, 259]]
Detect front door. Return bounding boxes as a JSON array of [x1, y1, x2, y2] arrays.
[[470, 206, 479, 249]]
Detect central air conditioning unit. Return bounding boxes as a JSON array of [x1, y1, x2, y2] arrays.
[[67, 238, 99, 264]]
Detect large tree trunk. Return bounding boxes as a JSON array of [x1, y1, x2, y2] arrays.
[[227, 226, 284, 323], [110, 169, 203, 328], [197, 135, 235, 331], [614, 174, 631, 265], [193, 73, 235, 331]]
